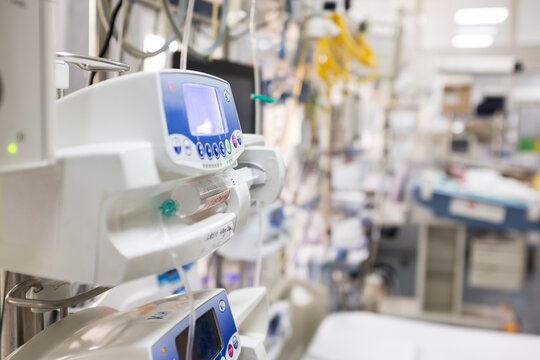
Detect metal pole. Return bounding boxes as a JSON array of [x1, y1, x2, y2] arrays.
[[0, 272, 44, 359]]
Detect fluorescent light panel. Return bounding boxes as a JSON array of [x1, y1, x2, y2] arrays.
[[452, 34, 494, 48], [454, 7, 509, 25]]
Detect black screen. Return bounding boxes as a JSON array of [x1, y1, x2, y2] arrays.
[[172, 54, 258, 134], [175, 309, 223, 360]]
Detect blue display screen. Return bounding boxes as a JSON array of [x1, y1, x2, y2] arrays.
[[182, 83, 229, 136], [175, 309, 223, 360]]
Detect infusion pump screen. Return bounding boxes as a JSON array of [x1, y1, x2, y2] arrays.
[[183, 83, 229, 136], [175, 309, 223, 360]]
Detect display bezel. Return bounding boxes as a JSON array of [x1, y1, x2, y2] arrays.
[[175, 308, 223, 360]]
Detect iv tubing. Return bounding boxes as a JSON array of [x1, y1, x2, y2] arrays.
[[97, 0, 187, 59], [249, 0, 262, 135], [158, 213, 195, 360], [161, 0, 230, 57], [180, 0, 195, 70], [254, 201, 264, 286]]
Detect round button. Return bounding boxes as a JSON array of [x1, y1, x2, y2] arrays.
[[232, 135, 237, 148], [213, 143, 220, 158], [184, 140, 192, 156], [219, 141, 226, 156], [237, 135, 242, 146], [223, 89, 230, 102], [228, 344, 234, 357], [219, 300, 226, 312], [205, 143, 213, 159], [232, 335, 239, 349], [225, 139, 231, 154], [197, 142, 205, 159], [171, 137, 182, 155]]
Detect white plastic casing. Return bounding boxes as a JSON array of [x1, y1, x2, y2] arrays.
[[55, 70, 245, 176], [0, 71, 285, 286], [0, 0, 55, 173], [6, 289, 240, 360]]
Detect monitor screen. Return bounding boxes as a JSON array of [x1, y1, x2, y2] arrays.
[[182, 83, 228, 136], [172, 54, 257, 133], [175, 309, 223, 360]]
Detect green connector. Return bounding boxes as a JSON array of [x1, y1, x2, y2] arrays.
[[160, 199, 178, 217], [250, 94, 276, 103]]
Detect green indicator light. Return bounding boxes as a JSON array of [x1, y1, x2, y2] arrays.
[[7, 142, 18, 154], [159, 199, 178, 217]]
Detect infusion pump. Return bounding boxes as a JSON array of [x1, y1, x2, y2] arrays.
[[0, 70, 284, 286], [7, 289, 240, 360]]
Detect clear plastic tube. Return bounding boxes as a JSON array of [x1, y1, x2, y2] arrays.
[[97, 0, 187, 59], [249, 0, 262, 135], [158, 212, 195, 360], [162, 0, 230, 57], [250, 0, 264, 287], [180, 0, 195, 70], [254, 201, 264, 286]]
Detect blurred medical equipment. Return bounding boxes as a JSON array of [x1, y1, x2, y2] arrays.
[[1, 68, 284, 358], [0, 2, 285, 357], [0, 0, 55, 172]]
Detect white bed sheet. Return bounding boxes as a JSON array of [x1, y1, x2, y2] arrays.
[[304, 312, 540, 360]]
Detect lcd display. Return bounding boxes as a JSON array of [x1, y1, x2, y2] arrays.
[[175, 309, 223, 360], [182, 83, 228, 136]]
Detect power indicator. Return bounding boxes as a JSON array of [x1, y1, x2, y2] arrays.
[[7, 142, 18, 154]]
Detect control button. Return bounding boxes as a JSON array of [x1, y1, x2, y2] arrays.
[[232, 135, 237, 148], [197, 142, 205, 159], [205, 143, 213, 159], [219, 300, 226, 312], [228, 344, 234, 358], [221, 357, 226, 360], [232, 336, 239, 349], [213, 143, 220, 158], [225, 139, 231, 154], [223, 89, 230, 102], [184, 140, 192, 156], [172, 137, 182, 155], [219, 141, 226, 156], [237, 135, 242, 146]]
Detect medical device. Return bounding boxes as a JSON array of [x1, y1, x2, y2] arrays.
[[1, 69, 283, 360], [0, 70, 284, 286], [7, 289, 241, 360], [0, 0, 56, 173]]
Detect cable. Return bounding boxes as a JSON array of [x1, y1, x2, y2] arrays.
[[161, 0, 230, 58], [254, 201, 264, 286], [158, 210, 195, 360], [249, 0, 262, 135], [180, 0, 195, 70], [97, 0, 187, 59], [114, 0, 131, 68], [89, 0, 124, 85], [0, 272, 7, 339]]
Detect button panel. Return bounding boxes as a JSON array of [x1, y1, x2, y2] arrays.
[[169, 131, 244, 169]]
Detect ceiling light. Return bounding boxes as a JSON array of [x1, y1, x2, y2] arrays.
[[452, 34, 494, 48], [454, 7, 509, 25], [456, 26, 497, 36]]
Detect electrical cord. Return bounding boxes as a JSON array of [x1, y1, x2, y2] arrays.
[[249, 0, 262, 135], [89, 0, 124, 85], [161, 0, 230, 58], [97, 0, 187, 59], [0, 272, 7, 339], [179, 0, 195, 70]]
